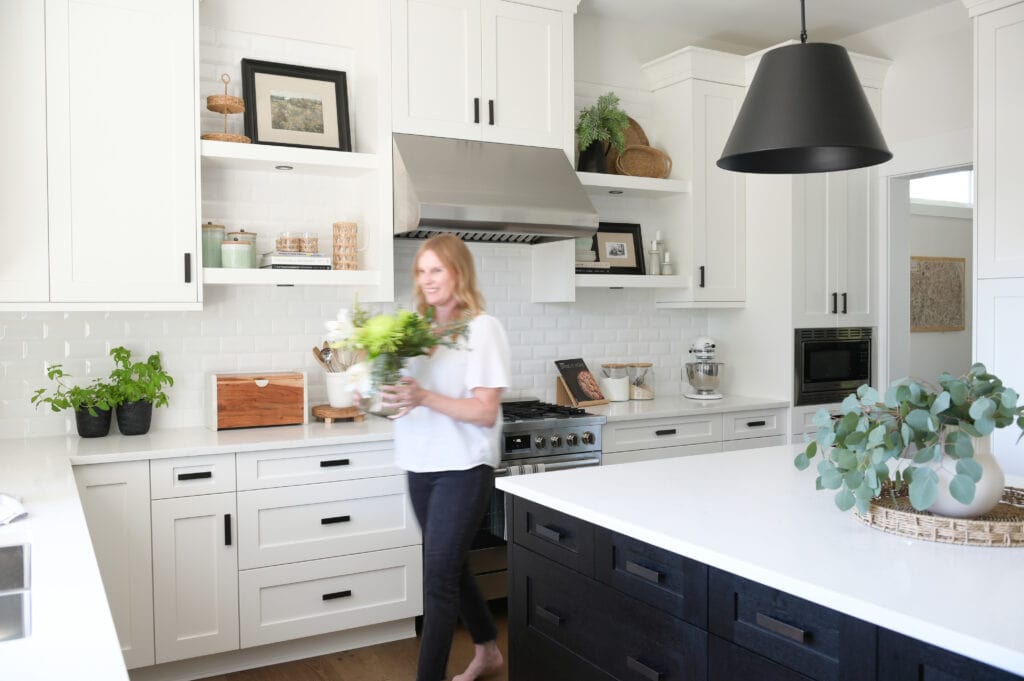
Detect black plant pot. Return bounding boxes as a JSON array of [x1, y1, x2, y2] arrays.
[[577, 141, 608, 173], [75, 408, 112, 438], [116, 400, 153, 436]]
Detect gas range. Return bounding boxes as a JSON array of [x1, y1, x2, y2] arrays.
[[500, 399, 605, 465]]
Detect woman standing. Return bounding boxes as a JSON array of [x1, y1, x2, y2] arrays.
[[380, 234, 509, 681]]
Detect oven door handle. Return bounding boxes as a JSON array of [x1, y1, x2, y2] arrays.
[[495, 457, 601, 477]]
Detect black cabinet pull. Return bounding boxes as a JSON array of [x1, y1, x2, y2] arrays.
[[842, 292, 848, 314], [535, 605, 563, 626], [699, 265, 705, 288], [488, 99, 494, 125], [473, 97, 480, 123], [831, 292, 838, 314], [534, 523, 562, 543], [184, 253, 192, 283], [626, 656, 663, 681], [177, 471, 212, 481], [224, 514, 232, 546], [625, 560, 662, 584], [746, 420, 767, 427], [321, 515, 351, 525], [654, 429, 676, 436], [755, 612, 808, 643], [322, 589, 351, 601], [319, 458, 350, 468]]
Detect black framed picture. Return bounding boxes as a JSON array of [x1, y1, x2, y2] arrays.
[[241, 58, 352, 151], [593, 222, 646, 275]]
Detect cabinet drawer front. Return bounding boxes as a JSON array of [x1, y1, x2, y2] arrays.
[[150, 453, 236, 499], [722, 409, 786, 441], [709, 569, 876, 681], [595, 527, 708, 628], [238, 545, 422, 648], [603, 414, 723, 453], [510, 615, 618, 681], [722, 435, 787, 452], [237, 476, 420, 569], [709, 635, 813, 681], [512, 498, 594, 576], [236, 441, 397, 490]]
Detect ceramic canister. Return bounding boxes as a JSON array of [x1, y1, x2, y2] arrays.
[[227, 229, 258, 267], [221, 240, 252, 268], [202, 222, 225, 267]]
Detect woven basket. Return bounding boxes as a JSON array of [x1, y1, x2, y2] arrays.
[[200, 132, 251, 143], [854, 484, 1024, 547], [616, 145, 672, 179], [207, 94, 244, 115], [605, 116, 648, 174], [332, 221, 359, 270]]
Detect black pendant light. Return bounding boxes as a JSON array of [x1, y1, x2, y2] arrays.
[[717, 0, 892, 174]]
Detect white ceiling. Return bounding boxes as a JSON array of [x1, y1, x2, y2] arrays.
[[577, 0, 953, 52]]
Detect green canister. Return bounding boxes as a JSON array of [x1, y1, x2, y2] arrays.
[[227, 229, 258, 267], [202, 222, 225, 267], [221, 240, 252, 268]]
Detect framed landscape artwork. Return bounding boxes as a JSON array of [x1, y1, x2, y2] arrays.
[[241, 59, 352, 151], [910, 256, 966, 332]]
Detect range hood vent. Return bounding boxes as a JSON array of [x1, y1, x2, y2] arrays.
[[393, 134, 598, 244]]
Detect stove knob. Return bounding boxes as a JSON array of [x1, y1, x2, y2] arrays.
[[549, 434, 562, 448], [534, 436, 546, 449], [566, 433, 579, 447], [581, 431, 596, 445]]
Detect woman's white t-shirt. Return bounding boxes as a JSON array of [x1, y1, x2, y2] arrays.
[[393, 314, 510, 472]]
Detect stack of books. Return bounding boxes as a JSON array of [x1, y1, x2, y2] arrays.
[[260, 251, 332, 270]]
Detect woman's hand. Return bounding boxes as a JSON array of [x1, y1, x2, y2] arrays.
[[379, 377, 424, 419]]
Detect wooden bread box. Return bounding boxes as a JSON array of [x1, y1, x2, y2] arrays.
[[207, 371, 308, 430]]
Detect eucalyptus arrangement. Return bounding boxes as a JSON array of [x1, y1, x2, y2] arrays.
[[575, 92, 629, 172], [795, 364, 1024, 515]]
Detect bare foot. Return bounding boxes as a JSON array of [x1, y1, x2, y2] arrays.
[[452, 641, 503, 681]]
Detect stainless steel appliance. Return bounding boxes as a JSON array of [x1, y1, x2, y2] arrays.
[[470, 400, 606, 600], [685, 336, 724, 400], [794, 327, 873, 405]]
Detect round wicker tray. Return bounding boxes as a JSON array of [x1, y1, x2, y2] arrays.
[[605, 116, 648, 174], [207, 94, 245, 115], [854, 486, 1024, 547], [200, 132, 251, 144], [615, 145, 672, 178]]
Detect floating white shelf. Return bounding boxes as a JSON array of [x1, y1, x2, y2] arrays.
[[200, 140, 378, 176], [202, 268, 381, 287], [577, 171, 691, 198], [575, 274, 687, 289]]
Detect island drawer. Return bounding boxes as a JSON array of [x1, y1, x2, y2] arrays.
[[595, 527, 708, 628], [877, 628, 1022, 681], [722, 408, 786, 441], [709, 635, 812, 681], [512, 543, 708, 681], [236, 441, 398, 490], [150, 453, 235, 499], [602, 414, 724, 453], [709, 568, 876, 681], [511, 617, 617, 681], [512, 498, 594, 576]]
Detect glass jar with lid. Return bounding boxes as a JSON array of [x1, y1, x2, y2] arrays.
[[227, 229, 258, 267], [626, 362, 655, 400], [202, 222, 225, 267]]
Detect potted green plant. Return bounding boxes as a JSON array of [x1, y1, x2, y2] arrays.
[[31, 365, 116, 438], [796, 363, 1024, 518], [108, 346, 174, 436], [575, 92, 629, 173]]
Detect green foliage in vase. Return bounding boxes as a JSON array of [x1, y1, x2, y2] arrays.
[[108, 346, 174, 408], [336, 304, 468, 361], [575, 92, 629, 153], [31, 365, 115, 416], [795, 363, 1024, 514]]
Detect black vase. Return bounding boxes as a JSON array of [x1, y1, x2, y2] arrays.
[[577, 141, 607, 173], [116, 400, 153, 436], [75, 408, 112, 438]]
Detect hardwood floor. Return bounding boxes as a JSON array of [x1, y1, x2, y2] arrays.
[[198, 603, 509, 681]]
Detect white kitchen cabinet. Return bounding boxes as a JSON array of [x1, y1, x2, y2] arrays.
[[974, 0, 1024, 279], [392, 0, 568, 149], [151, 491, 239, 663], [39, 0, 199, 308], [73, 461, 155, 670]]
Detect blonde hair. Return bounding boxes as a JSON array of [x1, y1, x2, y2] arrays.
[[412, 234, 485, 319]]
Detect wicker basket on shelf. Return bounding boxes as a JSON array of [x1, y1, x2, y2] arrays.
[[604, 116, 648, 174], [615, 145, 672, 179], [200, 73, 250, 144]]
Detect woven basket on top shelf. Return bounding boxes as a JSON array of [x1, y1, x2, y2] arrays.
[[605, 116, 648, 173], [615, 145, 673, 179]]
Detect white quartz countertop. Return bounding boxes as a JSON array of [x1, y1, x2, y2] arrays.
[[588, 394, 788, 422], [496, 444, 1024, 676]]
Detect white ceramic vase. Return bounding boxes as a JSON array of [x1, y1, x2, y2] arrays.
[[324, 372, 354, 408], [928, 434, 1005, 518]]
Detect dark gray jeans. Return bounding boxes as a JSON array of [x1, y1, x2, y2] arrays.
[[408, 465, 498, 681]]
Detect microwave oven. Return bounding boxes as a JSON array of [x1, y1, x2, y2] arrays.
[[794, 327, 873, 406]]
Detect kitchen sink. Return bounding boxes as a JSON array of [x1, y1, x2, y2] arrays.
[[0, 544, 30, 642]]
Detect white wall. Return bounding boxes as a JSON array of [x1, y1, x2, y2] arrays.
[[907, 205, 973, 381]]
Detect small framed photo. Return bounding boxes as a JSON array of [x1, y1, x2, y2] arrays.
[[594, 222, 646, 275], [241, 58, 352, 151]]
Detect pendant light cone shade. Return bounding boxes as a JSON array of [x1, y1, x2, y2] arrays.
[[717, 42, 892, 174]]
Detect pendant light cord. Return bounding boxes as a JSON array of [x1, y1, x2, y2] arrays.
[[799, 0, 808, 43]]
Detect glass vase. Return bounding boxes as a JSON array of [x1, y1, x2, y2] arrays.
[[360, 353, 405, 417]]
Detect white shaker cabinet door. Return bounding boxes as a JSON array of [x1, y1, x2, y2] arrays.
[[0, 0, 49, 303], [152, 492, 239, 663], [74, 461, 155, 670], [44, 0, 198, 304]]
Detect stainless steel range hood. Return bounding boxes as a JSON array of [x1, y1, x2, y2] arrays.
[[393, 134, 598, 244]]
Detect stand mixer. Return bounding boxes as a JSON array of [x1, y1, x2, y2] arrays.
[[684, 336, 724, 400]]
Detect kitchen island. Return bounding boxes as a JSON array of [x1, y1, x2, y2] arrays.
[[496, 444, 1024, 679]]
